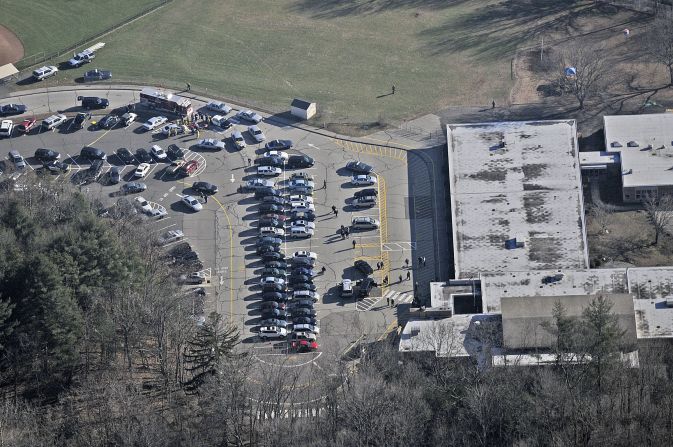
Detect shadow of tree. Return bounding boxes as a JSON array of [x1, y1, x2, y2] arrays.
[[290, 0, 470, 18]]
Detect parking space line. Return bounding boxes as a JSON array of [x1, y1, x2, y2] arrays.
[[87, 128, 112, 147]]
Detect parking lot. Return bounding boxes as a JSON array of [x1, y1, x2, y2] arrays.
[[0, 90, 418, 384]]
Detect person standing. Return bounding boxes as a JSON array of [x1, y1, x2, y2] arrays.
[[405, 258, 409, 268], [334, 209, 339, 218], [248, 157, 252, 166], [392, 85, 396, 95], [422, 257, 427, 267], [387, 297, 390, 307], [492, 99, 496, 109], [186, 82, 191, 91], [323, 179, 327, 189], [406, 271, 411, 280], [398, 274, 403, 283], [352, 240, 356, 249]]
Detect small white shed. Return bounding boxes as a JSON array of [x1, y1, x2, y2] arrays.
[[291, 98, 316, 120]]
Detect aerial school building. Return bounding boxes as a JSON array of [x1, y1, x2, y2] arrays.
[[399, 118, 673, 365]]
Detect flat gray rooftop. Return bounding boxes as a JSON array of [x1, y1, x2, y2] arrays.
[[481, 267, 673, 339], [447, 120, 589, 278], [604, 113, 673, 188]]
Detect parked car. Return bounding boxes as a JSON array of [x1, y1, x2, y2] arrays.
[[34, 148, 60, 162], [351, 175, 377, 186], [258, 203, 284, 214], [286, 155, 314, 169], [41, 114, 67, 130], [16, 118, 37, 133], [259, 226, 285, 237], [182, 195, 203, 212], [262, 283, 286, 294], [265, 139, 293, 151], [121, 182, 147, 194], [289, 331, 317, 342], [255, 155, 284, 168], [291, 172, 314, 181], [134, 196, 153, 214], [135, 148, 152, 163], [290, 210, 316, 222], [248, 125, 266, 142], [232, 131, 246, 149], [246, 178, 275, 190], [192, 181, 218, 195], [292, 290, 320, 302], [257, 245, 281, 255], [180, 160, 199, 176], [142, 116, 168, 131], [260, 319, 288, 328], [261, 268, 286, 277], [346, 160, 374, 174], [293, 251, 317, 261], [67, 50, 94, 67], [32, 65, 58, 81], [72, 112, 91, 129], [262, 291, 287, 301], [288, 274, 311, 285], [79, 96, 109, 109], [354, 188, 378, 198], [292, 307, 317, 317], [293, 324, 320, 334], [181, 271, 206, 285], [288, 194, 313, 204], [158, 229, 184, 245], [258, 217, 283, 228], [167, 144, 186, 160], [261, 301, 286, 311], [263, 150, 288, 160], [197, 138, 225, 151], [261, 251, 285, 262], [206, 101, 232, 114], [150, 145, 168, 161], [0, 103, 27, 116], [257, 166, 282, 177], [262, 213, 287, 222], [237, 110, 262, 123], [292, 267, 316, 277], [116, 147, 135, 164], [290, 201, 315, 213], [83, 68, 112, 81], [161, 123, 183, 136], [108, 166, 121, 184], [81, 146, 107, 160], [288, 178, 315, 191], [355, 260, 374, 275], [351, 216, 380, 231], [98, 114, 120, 129], [211, 115, 233, 129], [257, 236, 283, 247], [288, 227, 314, 238], [261, 309, 287, 319], [291, 257, 315, 268], [353, 195, 377, 208], [121, 112, 137, 126], [262, 196, 288, 206], [87, 160, 104, 180], [8, 150, 26, 169], [134, 163, 150, 178], [291, 340, 319, 353], [43, 160, 70, 174]]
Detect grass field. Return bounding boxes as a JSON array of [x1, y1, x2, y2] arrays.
[[0, 0, 164, 62], [3, 0, 574, 123]]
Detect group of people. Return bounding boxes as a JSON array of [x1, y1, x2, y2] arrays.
[[339, 225, 350, 240]]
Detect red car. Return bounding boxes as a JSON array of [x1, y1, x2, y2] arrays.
[[291, 340, 318, 353], [16, 118, 36, 134], [179, 160, 199, 176], [261, 213, 287, 221]]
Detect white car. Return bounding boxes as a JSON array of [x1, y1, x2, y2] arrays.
[[232, 131, 246, 149], [289, 195, 314, 204], [150, 145, 168, 161], [260, 276, 285, 286], [288, 178, 315, 190], [246, 178, 275, 190], [134, 163, 151, 178], [293, 251, 317, 260], [351, 216, 380, 230], [148, 205, 168, 218], [263, 150, 288, 160], [260, 226, 285, 237], [291, 201, 315, 212], [257, 166, 282, 177], [122, 112, 138, 126], [288, 227, 314, 238], [248, 125, 266, 142], [142, 116, 168, 131], [32, 65, 58, 81], [197, 138, 226, 150], [134, 196, 153, 214], [182, 195, 203, 211], [293, 323, 320, 334], [293, 290, 320, 302], [237, 110, 262, 123], [206, 101, 232, 114], [211, 115, 230, 128], [160, 123, 182, 135], [351, 174, 377, 186], [41, 114, 67, 130], [259, 326, 287, 340], [158, 229, 184, 244], [0, 120, 13, 138], [291, 220, 315, 230]]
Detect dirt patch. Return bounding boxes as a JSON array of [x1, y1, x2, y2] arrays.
[[0, 25, 24, 65]]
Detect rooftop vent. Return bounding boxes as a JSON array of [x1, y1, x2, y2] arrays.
[[410, 324, 421, 336], [611, 141, 623, 148], [504, 237, 525, 249], [541, 274, 564, 285], [627, 141, 639, 147], [665, 296, 673, 308], [622, 168, 633, 175]]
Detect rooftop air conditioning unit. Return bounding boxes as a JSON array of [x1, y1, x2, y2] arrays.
[[611, 141, 622, 148], [627, 141, 639, 147]]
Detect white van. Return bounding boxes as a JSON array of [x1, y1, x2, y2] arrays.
[[289, 227, 314, 238]]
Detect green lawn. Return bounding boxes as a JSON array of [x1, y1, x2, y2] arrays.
[[0, 0, 164, 61], [4, 0, 576, 123]]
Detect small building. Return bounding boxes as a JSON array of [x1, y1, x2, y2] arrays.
[[0, 63, 19, 84], [290, 98, 316, 120], [579, 151, 620, 178]]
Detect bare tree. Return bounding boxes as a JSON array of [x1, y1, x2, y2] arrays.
[[556, 43, 611, 109], [589, 203, 613, 235], [643, 193, 673, 245], [645, 19, 673, 86]]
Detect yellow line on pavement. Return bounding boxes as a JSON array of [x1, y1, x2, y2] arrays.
[[377, 319, 398, 341], [211, 195, 235, 323], [87, 128, 112, 146]]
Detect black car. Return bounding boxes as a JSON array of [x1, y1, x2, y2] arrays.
[[290, 186, 313, 195], [286, 155, 314, 169], [109, 166, 121, 184], [79, 96, 109, 109], [288, 274, 311, 285], [354, 260, 374, 275], [262, 283, 286, 293], [81, 146, 107, 160], [292, 307, 317, 317], [34, 148, 60, 162], [257, 236, 283, 247], [258, 218, 283, 228], [289, 211, 316, 222], [121, 182, 147, 194], [192, 181, 218, 195], [255, 156, 285, 168], [87, 159, 104, 180], [262, 292, 287, 301], [292, 282, 316, 291], [135, 148, 152, 163], [259, 203, 284, 214], [0, 103, 27, 116], [265, 261, 288, 270], [83, 68, 112, 81], [99, 114, 120, 129], [261, 309, 287, 319], [73, 112, 91, 129], [261, 301, 285, 311], [265, 139, 293, 151], [43, 160, 70, 173], [358, 278, 377, 297], [291, 257, 315, 267], [262, 196, 288, 206], [257, 245, 281, 255], [260, 318, 288, 328], [261, 251, 285, 261], [167, 144, 186, 160], [293, 316, 318, 325], [292, 267, 315, 277], [261, 267, 285, 277], [354, 188, 378, 198], [116, 147, 135, 164], [292, 299, 315, 309], [255, 187, 281, 199], [346, 160, 373, 174]]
